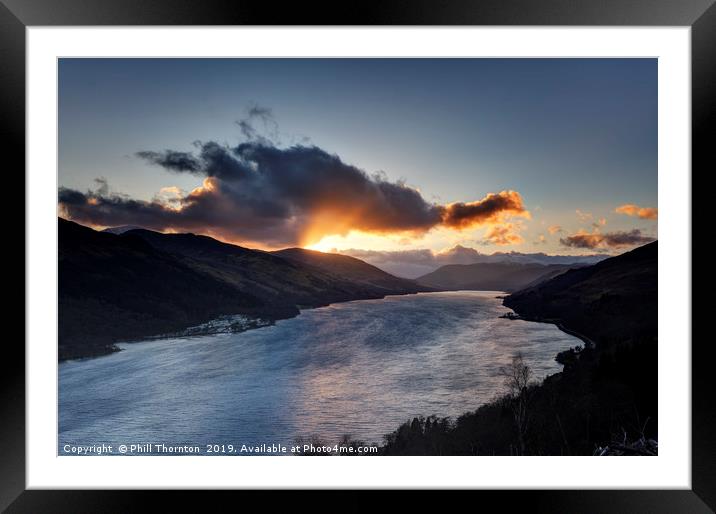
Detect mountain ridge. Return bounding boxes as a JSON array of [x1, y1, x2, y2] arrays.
[[272, 247, 427, 293], [59, 218, 430, 360], [339, 245, 606, 278], [416, 262, 580, 292], [503, 240, 657, 345]]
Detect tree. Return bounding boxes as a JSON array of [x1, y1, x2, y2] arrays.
[[500, 353, 534, 455]]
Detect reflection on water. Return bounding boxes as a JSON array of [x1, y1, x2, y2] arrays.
[[59, 292, 580, 453]]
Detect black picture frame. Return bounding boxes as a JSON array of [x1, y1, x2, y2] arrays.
[[2, 0, 712, 511]]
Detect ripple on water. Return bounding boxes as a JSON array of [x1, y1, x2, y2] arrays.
[[59, 291, 580, 452]]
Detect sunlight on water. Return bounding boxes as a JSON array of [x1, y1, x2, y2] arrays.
[[59, 292, 580, 453]]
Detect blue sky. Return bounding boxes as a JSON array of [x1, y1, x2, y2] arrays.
[[58, 58, 658, 255]]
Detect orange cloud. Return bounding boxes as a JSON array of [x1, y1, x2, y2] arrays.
[[615, 204, 658, 220], [548, 224, 562, 234], [483, 223, 524, 246], [440, 190, 530, 230], [159, 186, 183, 196]]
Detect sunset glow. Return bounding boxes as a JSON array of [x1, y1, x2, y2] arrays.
[[56, 55, 662, 462], [59, 58, 658, 263]]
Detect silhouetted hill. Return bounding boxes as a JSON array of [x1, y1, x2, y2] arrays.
[[272, 248, 428, 294], [59, 219, 428, 360], [126, 230, 401, 305], [102, 225, 145, 234], [504, 241, 657, 345], [416, 262, 577, 292], [59, 218, 263, 360], [381, 241, 658, 456], [518, 266, 577, 290]]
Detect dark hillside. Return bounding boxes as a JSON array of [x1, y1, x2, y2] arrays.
[[381, 242, 658, 455], [273, 247, 428, 294], [504, 241, 657, 346], [59, 218, 263, 360], [59, 219, 430, 360], [416, 262, 576, 292]]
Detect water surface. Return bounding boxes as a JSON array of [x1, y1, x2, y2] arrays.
[[59, 292, 579, 453]]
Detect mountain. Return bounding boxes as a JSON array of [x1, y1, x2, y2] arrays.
[[481, 251, 606, 266], [59, 219, 430, 360], [382, 242, 658, 456], [59, 218, 262, 360], [415, 262, 578, 292], [340, 246, 606, 279], [502, 241, 658, 449], [272, 248, 426, 294], [504, 241, 657, 345], [102, 225, 146, 234], [517, 265, 580, 290], [126, 230, 430, 302]]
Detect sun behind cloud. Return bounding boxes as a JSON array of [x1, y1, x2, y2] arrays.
[[58, 116, 532, 250]]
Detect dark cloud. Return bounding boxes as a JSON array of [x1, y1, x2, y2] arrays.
[[237, 104, 280, 144], [57, 188, 88, 206], [60, 118, 529, 248], [135, 150, 202, 174], [248, 105, 272, 118], [559, 229, 655, 249], [94, 177, 109, 196]]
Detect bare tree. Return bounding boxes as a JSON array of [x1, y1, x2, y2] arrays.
[[500, 353, 534, 455]]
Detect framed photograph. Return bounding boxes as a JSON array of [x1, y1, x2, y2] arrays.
[[4, 0, 712, 510]]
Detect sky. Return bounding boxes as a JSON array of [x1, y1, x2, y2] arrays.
[[58, 58, 658, 263]]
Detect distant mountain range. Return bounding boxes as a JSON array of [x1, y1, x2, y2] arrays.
[[416, 262, 580, 292], [471, 251, 606, 266], [339, 245, 606, 278], [59, 219, 427, 360]]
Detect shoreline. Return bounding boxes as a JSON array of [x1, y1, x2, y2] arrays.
[[59, 289, 436, 363], [60, 290, 572, 363], [500, 311, 596, 349], [59, 290, 507, 363], [60, 291, 579, 452]]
